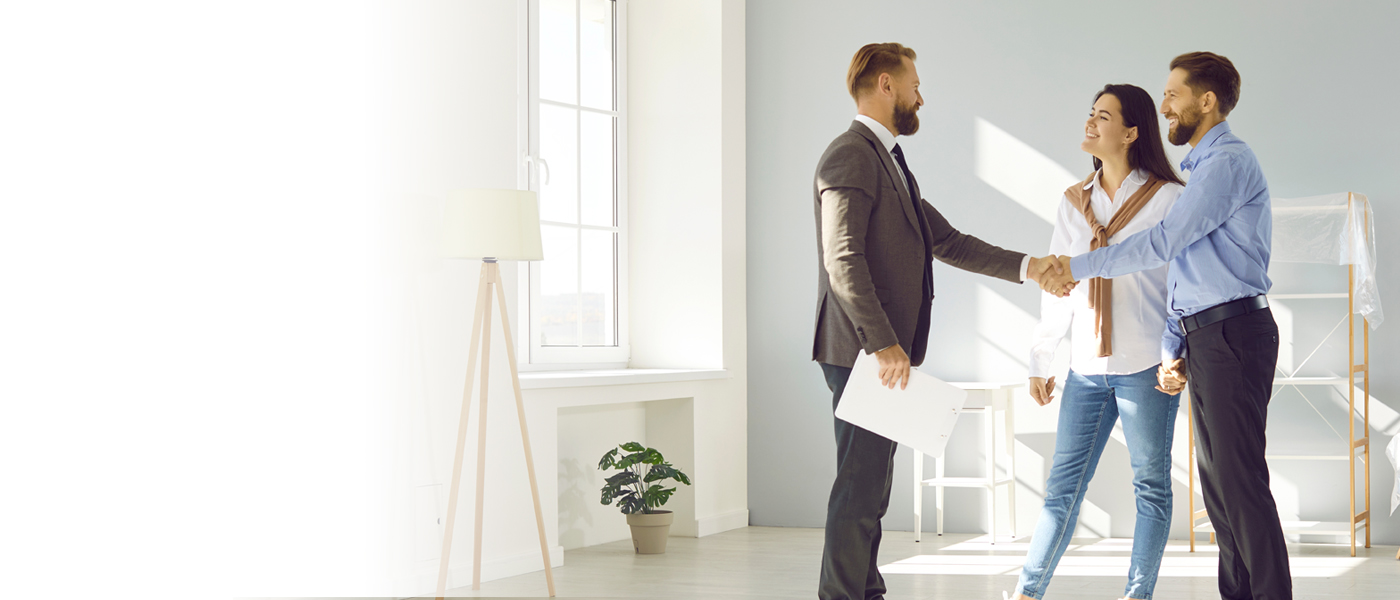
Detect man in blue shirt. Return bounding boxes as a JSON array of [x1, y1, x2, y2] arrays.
[[1045, 52, 1292, 600]]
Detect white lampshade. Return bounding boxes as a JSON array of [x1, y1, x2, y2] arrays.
[[442, 188, 545, 260]]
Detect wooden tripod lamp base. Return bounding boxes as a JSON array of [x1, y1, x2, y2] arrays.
[[434, 260, 555, 599], [435, 189, 552, 597]]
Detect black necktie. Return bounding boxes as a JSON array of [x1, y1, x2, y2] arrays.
[[891, 144, 933, 297], [890, 143, 918, 201]]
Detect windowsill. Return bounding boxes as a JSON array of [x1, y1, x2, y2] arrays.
[[518, 367, 729, 390]]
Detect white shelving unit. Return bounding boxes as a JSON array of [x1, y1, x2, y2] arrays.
[[1187, 193, 1375, 557]]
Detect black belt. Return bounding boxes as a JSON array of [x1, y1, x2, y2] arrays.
[[1181, 295, 1269, 335]]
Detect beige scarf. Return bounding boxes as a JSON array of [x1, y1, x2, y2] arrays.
[[1066, 171, 1165, 357]]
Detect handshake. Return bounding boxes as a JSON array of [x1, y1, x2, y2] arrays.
[[1027, 255, 1078, 297]]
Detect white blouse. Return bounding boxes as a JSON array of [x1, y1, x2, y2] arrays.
[[1028, 168, 1183, 378]]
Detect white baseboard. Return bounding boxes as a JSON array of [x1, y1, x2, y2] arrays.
[[393, 545, 565, 598], [697, 509, 749, 537]]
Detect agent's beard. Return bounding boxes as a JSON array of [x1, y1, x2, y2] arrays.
[[1167, 104, 1201, 146], [893, 99, 920, 136]]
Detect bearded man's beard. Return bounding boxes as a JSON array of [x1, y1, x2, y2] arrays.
[[893, 100, 919, 136], [1168, 105, 1201, 146]]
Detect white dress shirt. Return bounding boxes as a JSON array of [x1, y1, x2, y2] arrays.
[[854, 114, 910, 193], [853, 113, 1032, 282], [1029, 168, 1183, 378]]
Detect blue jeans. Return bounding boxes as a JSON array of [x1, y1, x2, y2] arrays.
[[1015, 366, 1179, 600]]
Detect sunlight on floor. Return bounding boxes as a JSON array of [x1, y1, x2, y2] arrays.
[[882, 536, 1367, 578], [938, 537, 1208, 554]]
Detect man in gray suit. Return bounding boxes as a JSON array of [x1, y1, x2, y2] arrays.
[[813, 42, 1064, 600]]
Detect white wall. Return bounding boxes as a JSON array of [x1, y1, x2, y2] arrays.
[[557, 402, 650, 549], [629, 0, 724, 370], [3, 1, 746, 597], [550, 0, 750, 551], [5, 2, 385, 598], [371, 0, 553, 595], [375, 0, 749, 596], [746, 0, 1400, 547]]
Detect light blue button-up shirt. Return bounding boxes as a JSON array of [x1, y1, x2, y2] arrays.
[[1069, 121, 1271, 360]]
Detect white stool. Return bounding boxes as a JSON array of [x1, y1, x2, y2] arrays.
[[912, 382, 1021, 543]]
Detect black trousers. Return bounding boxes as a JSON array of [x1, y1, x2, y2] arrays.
[[818, 362, 898, 600], [1186, 307, 1292, 600]]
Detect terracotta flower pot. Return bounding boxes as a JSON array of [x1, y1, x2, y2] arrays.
[[625, 510, 674, 554]]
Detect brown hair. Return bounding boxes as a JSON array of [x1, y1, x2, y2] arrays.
[[1091, 84, 1186, 186], [1169, 51, 1241, 116], [846, 43, 917, 100]]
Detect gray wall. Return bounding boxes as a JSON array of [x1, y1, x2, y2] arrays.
[[746, 0, 1400, 545]]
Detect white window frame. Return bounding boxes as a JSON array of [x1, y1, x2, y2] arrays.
[[517, 0, 629, 369]]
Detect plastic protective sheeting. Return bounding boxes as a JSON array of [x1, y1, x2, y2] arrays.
[[1271, 192, 1382, 329]]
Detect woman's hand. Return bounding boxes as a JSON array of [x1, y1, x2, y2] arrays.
[[1029, 376, 1056, 406], [1156, 359, 1186, 395]]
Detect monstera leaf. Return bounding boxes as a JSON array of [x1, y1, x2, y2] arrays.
[[597, 442, 693, 514]]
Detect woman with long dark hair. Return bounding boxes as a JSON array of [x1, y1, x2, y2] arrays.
[[1010, 84, 1186, 600]]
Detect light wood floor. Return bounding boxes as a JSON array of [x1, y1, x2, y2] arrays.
[[433, 527, 1398, 599]]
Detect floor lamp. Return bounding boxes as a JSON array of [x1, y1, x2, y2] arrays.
[[435, 188, 555, 598]]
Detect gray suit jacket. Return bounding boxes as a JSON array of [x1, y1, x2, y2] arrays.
[[813, 120, 1025, 368]]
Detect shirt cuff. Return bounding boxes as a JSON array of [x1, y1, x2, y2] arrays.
[[1019, 255, 1032, 283], [1069, 254, 1091, 282], [1028, 359, 1051, 379], [1160, 335, 1183, 362], [1161, 345, 1183, 362]]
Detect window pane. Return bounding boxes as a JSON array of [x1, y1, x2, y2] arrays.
[[539, 104, 578, 224], [579, 0, 613, 110], [539, 225, 579, 346], [580, 229, 616, 346], [539, 0, 576, 104], [579, 112, 614, 227]]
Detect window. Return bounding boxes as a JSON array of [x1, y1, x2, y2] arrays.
[[522, 0, 627, 366]]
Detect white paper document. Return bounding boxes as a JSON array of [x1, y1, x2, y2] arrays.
[[835, 352, 968, 458]]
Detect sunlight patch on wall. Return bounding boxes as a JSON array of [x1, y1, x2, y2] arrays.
[[973, 117, 1078, 225], [1270, 467, 1302, 523], [973, 283, 1037, 380], [1273, 301, 1295, 373], [1077, 499, 1111, 538], [1329, 384, 1400, 437]]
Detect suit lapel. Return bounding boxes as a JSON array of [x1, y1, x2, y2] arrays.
[[850, 121, 922, 235]]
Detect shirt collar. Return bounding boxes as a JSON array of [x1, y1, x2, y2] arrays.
[[854, 113, 898, 153], [1081, 167, 1148, 191], [1179, 120, 1231, 172]]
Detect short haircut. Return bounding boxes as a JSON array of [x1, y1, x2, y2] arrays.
[[846, 43, 917, 101], [1169, 51, 1242, 116]]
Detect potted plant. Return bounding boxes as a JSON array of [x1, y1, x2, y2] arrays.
[[598, 441, 692, 554]]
